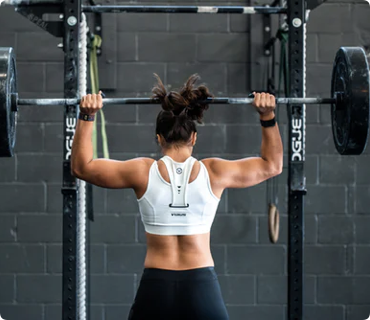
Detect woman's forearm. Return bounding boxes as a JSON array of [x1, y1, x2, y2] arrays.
[[71, 120, 95, 174], [260, 113, 283, 171]]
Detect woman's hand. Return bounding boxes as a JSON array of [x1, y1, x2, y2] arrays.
[[80, 91, 104, 115], [252, 92, 276, 120]]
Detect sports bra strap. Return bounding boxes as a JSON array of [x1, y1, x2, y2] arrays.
[[160, 156, 197, 208]]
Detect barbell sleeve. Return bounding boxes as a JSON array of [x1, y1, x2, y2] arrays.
[[16, 97, 336, 106]]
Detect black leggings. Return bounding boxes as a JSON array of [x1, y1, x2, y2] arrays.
[[128, 267, 229, 320]]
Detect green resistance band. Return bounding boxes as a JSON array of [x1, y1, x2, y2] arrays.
[[90, 34, 110, 159]]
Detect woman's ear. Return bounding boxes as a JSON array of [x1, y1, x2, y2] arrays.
[[192, 132, 197, 146], [156, 134, 161, 145]]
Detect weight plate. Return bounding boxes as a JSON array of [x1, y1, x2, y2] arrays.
[[331, 47, 370, 155], [0, 47, 17, 157]]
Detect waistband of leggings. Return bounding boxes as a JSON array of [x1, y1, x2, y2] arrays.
[[141, 266, 217, 281]]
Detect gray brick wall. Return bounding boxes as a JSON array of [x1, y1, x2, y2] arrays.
[[1, 1, 370, 320]]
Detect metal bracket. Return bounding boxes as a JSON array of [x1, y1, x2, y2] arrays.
[[290, 161, 307, 192], [15, 4, 64, 37], [63, 161, 76, 187], [93, 12, 102, 56], [263, 12, 272, 56]]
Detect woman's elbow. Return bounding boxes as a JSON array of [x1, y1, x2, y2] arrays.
[[268, 163, 283, 178], [273, 166, 283, 176], [70, 163, 84, 179], [272, 156, 283, 176], [71, 167, 81, 179], [70, 157, 87, 178]]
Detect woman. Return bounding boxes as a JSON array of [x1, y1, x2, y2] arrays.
[[71, 74, 283, 320]]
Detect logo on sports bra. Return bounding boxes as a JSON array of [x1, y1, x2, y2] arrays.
[[171, 213, 186, 217], [176, 168, 182, 174]]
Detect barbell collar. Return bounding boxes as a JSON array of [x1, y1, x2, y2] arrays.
[[16, 97, 335, 106], [11, 93, 18, 112]]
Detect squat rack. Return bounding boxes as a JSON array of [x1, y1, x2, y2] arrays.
[[286, 0, 306, 318], [3, 0, 310, 319]]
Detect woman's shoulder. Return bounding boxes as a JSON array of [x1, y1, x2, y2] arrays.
[[135, 157, 157, 168]]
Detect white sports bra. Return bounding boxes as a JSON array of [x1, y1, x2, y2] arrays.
[[137, 156, 220, 235]]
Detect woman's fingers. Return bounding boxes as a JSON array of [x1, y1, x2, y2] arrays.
[[97, 93, 103, 108], [253, 92, 261, 107], [80, 93, 104, 114], [252, 92, 276, 116], [260, 92, 266, 108], [254, 92, 276, 108], [269, 94, 276, 108]]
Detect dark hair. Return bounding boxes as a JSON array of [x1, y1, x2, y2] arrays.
[[152, 73, 213, 148]]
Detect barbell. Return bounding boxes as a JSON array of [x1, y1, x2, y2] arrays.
[[0, 46, 369, 157], [1, 1, 286, 14]]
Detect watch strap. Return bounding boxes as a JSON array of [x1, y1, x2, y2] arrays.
[[260, 117, 276, 127], [79, 113, 95, 122]]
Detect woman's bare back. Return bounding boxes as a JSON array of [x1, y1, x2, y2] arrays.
[[137, 158, 216, 270]]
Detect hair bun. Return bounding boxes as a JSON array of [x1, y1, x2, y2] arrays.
[[152, 74, 172, 112], [180, 74, 213, 123], [152, 73, 213, 123]]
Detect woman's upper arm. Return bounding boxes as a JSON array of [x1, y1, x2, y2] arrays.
[[202, 157, 281, 190], [72, 157, 152, 189]]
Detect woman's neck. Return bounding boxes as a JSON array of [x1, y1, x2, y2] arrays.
[[162, 147, 193, 162]]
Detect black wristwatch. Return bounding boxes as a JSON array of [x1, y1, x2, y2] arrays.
[[79, 113, 95, 122], [260, 117, 276, 127]]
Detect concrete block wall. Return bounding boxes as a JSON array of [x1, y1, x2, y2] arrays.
[[0, 1, 370, 319]]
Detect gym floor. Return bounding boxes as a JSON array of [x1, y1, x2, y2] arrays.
[[0, 1, 370, 320]]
